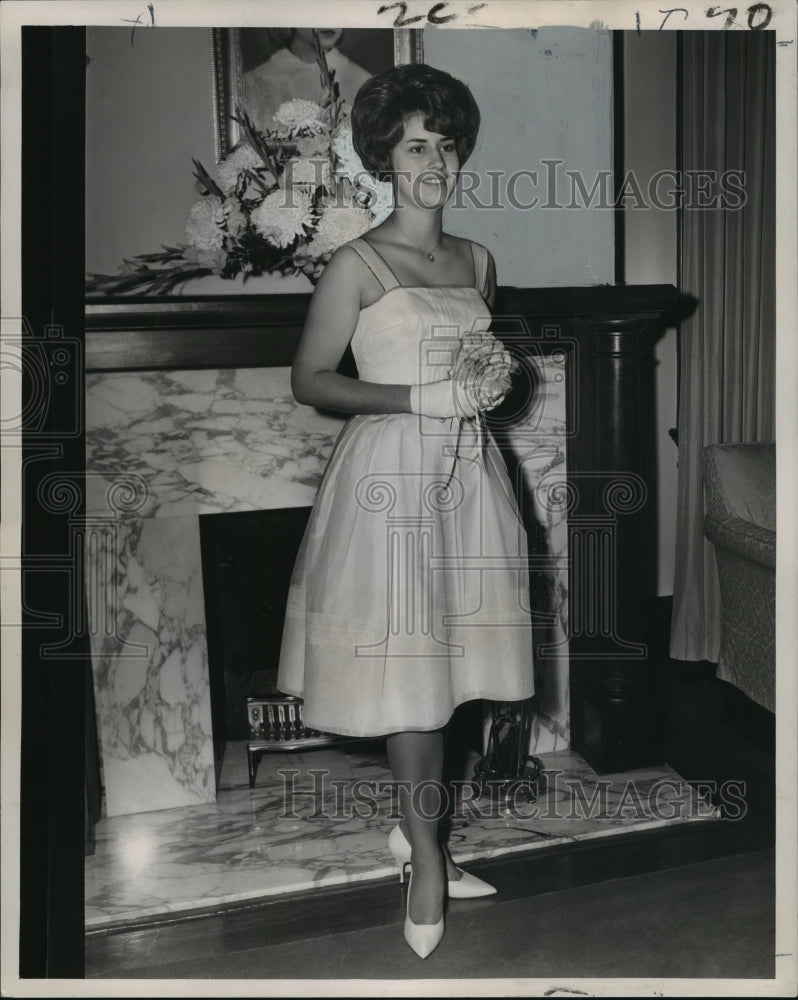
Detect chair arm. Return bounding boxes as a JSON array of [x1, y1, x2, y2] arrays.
[[705, 514, 776, 571]]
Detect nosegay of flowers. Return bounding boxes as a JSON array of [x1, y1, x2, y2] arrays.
[[86, 39, 393, 295], [452, 330, 519, 410]]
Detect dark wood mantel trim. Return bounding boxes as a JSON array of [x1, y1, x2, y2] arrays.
[[85, 294, 311, 372], [84, 284, 687, 373]]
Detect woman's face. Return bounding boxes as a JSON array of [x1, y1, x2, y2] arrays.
[[389, 113, 460, 210], [294, 28, 342, 51]]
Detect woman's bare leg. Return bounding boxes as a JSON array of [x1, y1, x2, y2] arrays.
[[386, 729, 447, 924]]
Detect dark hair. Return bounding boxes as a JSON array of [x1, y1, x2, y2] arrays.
[[351, 64, 480, 181]]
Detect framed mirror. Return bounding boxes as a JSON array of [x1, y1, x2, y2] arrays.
[[210, 27, 424, 162]]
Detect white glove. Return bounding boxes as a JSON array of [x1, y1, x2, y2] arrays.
[[410, 378, 480, 419]]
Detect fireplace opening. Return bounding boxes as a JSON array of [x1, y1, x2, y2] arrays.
[[198, 505, 489, 786], [199, 507, 311, 777]]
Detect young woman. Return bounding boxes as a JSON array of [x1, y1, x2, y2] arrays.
[[277, 64, 534, 959]]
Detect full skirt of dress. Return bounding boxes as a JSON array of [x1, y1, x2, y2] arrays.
[[277, 411, 535, 736]]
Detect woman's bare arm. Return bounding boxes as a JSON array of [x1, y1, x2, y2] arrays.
[[290, 246, 412, 414]]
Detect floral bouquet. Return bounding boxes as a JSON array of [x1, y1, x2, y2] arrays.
[[451, 329, 519, 412], [86, 35, 392, 295]]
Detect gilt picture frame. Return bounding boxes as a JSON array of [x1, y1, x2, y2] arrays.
[[210, 27, 424, 162]]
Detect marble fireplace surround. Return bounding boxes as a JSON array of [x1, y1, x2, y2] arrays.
[[85, 286, 674, 817]]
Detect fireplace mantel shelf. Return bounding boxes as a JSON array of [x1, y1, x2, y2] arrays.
[[84, 284, 687, 373]]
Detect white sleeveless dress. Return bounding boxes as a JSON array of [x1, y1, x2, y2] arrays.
[[276, 238, 534, 736]]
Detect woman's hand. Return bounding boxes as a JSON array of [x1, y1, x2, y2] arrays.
[[410, 379, 481, 419]]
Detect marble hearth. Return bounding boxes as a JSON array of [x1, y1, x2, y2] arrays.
[[85, 744, 719, 930], [85, 359, 569, 817]]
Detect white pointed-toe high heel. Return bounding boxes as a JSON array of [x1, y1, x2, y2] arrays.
[[403, 874, 445, 959], [388, 824, 497, 899]]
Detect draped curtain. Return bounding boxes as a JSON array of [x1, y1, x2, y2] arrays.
[[670, 31, 775, 662]]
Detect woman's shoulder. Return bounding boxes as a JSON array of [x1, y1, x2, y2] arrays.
[[450, 237, 495, 302], [334, 235, 377, 262], [319, 236, 398, 308], [315, 240, 380, 295], [448, 236, 494, 274], [323, 239, 368, 274], [453, 235, 492, 259]]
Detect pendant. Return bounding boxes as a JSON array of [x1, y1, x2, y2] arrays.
[[427, 252, 435, 262]]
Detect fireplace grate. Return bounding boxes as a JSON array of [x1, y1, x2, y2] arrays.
[[246, 669, 353, 786]]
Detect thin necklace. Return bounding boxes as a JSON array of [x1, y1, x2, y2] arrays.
[[390, 217, 443, 263]]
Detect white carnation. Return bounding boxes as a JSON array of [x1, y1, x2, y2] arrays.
[[296, 133, 331, 158], [185, 196, 226, 251], [217, 143, 268, 194], [273, 99, 326, 134], [250, 189, 314, 248], [304, 203, 372, 257]]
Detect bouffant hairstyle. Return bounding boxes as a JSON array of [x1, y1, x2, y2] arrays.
[[351, 64, 480, 181]]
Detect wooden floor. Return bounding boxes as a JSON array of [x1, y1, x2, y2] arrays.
[[86, 818, 773, 978], [86, 607, 779, 983]]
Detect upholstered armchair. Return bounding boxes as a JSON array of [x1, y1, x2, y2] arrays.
[[703, 442, 776, 713]]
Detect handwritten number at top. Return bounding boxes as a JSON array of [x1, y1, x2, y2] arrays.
[[652, 3, 773, 30], [701, 3, 773, 28], [705, 3, 773, 29], [377, 2, 485, 27]]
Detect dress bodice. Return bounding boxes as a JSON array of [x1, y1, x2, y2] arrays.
[[347, 239, 492, 386], [351, 285, 492, 385]]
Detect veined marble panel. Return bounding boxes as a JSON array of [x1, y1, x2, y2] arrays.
[[85, 368, 346, 518], [87, 514, 215, 816], [85, 367, 346, 815], [501, 353, 569, 752]]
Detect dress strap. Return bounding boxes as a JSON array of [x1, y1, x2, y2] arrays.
[[347, 238, 401, 292], [470, 242, 490, 298]]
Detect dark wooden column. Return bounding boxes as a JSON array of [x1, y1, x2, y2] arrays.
[[497, 285, 681, 773], [568, 313, 661, 772]]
